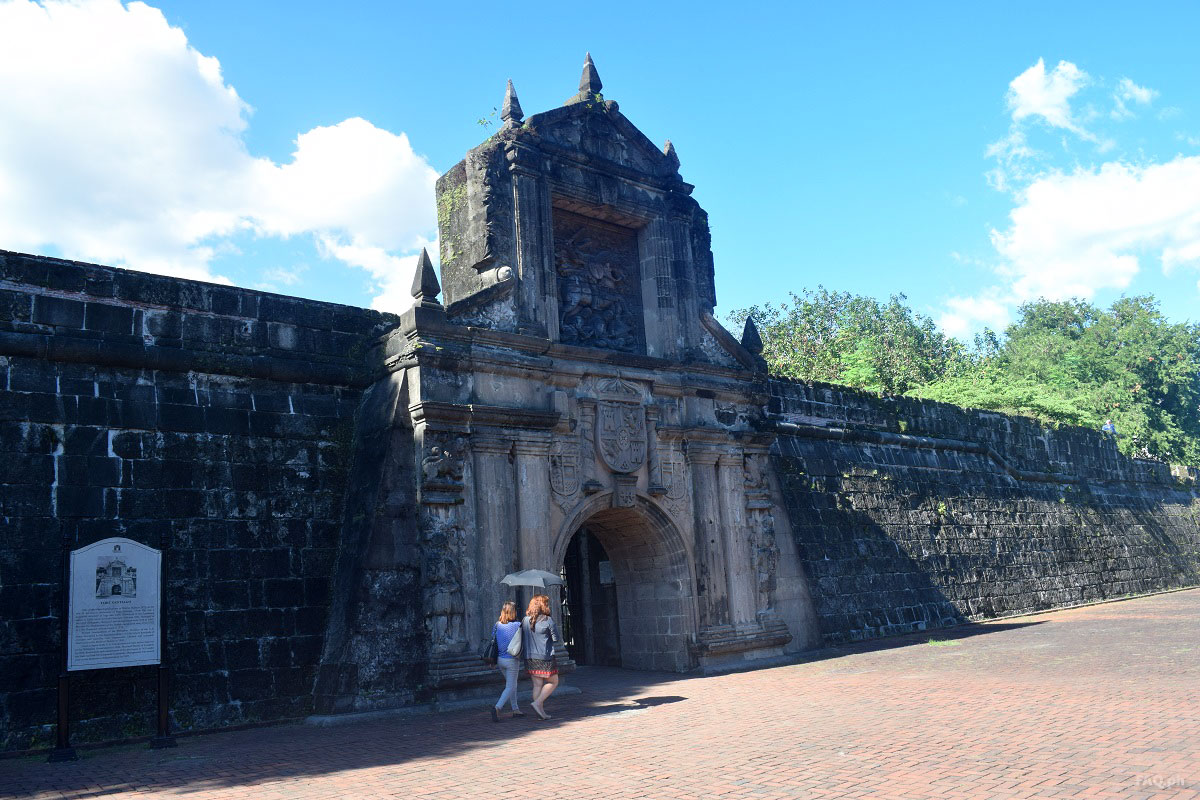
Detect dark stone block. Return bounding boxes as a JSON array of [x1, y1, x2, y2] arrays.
[[84, 302, 134, 335], [8, 360, 59, 394], [204, 406, 250, 436], [56, 485, 105, 517], [263, 578, 305, 608], [251, 392, 291, 414], [289, 635, 323, 668], [32, 295, 84, 328], [228, 669, 273, 702], [223, 639, 262, 671], [158, 403, 206, 433], [294, 606, 326, 636], [0, 484, 52, 517]]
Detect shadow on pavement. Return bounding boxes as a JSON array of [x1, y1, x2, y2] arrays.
[[0, 619, 1042, 797]]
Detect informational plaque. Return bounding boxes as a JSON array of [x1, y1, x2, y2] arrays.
[[67, 537, 161, 671]]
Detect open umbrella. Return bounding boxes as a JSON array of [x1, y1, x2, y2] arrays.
[[500, 569, 564, 588]]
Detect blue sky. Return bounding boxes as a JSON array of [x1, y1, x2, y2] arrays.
[[2, 1, 1199, 338]]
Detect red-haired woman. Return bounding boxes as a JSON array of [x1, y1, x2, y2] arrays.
[[523, 594, 561, 720], [491, 601, 524, 722]]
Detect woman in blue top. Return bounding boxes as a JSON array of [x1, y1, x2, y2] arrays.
[[491, 602, 524, 722]]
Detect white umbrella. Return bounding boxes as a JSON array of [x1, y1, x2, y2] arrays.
[[500, 569, 564, 588]]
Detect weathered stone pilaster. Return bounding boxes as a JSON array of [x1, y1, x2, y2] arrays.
[[688, 443, 729, 628], [718, 448, 757, 627], [471, 433, 517, 644], [514, 435, 553, 570]]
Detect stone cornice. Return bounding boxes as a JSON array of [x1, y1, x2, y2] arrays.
[[408, 401, 561, 432]]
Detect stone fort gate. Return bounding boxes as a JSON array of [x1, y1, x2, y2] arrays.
[[315, 56, 820, 710], [3, 56, 1197, 745]]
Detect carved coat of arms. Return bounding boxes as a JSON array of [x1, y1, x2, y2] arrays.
[[549, 439, 580, 497], [596, 402, 646, 474], [660, 450, 687, 501]]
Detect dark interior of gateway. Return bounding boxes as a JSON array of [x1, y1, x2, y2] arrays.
[[560, 528, 622, 667]]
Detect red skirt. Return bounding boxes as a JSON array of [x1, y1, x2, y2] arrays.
[[525, 658, 558, 677]]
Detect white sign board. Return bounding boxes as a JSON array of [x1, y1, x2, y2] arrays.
[[68, 537, 161, 671]]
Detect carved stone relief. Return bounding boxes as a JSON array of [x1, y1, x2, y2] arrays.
[[423, 523, 467, 650], [421, 434, 466, 505], [749, 509, 779, 610], [596, 401, 646, 473], [549, 438, 581, 507], [553, 209, 645, 353], [659, 447, 689, 518]]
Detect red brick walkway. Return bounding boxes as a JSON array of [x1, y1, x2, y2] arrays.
[[4, 589, 1199, 799]]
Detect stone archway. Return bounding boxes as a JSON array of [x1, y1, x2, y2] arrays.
[[553, 495, 697, 672]]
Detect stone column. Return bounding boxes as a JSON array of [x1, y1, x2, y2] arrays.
[[507, 143, 548, 337], [638, 216, 677, 359], [471, 433, 517, 644], [688, 443, 729, 628], [646, 406, 664, 495], [513, 434, 553, 570], [718, 448, 757, 627], [513, 433, 559, 637]]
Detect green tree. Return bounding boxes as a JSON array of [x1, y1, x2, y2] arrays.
[[727, 288, 965, 395], [729, 290, 1200, 464], [915, 296, 1200, 463]]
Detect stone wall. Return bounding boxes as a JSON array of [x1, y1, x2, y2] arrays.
[[3, 245, 1200, 753], [0, 250, 396, 751], [768, 378, 1200, 644]]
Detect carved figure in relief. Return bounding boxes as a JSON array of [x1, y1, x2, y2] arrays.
[[743, 454, 768, 494], [553, 213, 641, 352], [424, 525, 467, 649], [751, 510, 779, 606], [422, 436, 466, 485]]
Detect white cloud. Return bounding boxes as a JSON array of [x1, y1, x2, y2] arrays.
[[317, 235, 438, 313], [0, 0, 436, 309], [991, 157, 1200, 301], [1006, 58, 1091, 135], [937, 293, 1011, 339], [943, 61, 1198, 338], [1112, 77, 1158, 120]]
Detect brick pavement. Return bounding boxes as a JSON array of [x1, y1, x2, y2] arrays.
[[3, 589, 1199, 800]]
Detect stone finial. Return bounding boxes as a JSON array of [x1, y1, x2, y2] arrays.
[[579, 52, 603, 96], [501, 79, 523, 125], [411, 247, 442, 308], [663, 139, 680, 169], [741, 316, 764, 355]]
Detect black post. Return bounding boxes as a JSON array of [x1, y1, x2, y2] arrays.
[[150, 531, 176, 749], [48, 528, 77, 763]]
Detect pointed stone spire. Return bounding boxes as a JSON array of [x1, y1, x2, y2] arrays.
[[663, 139, 680, 169], [741, 316, 764, 355], [411, 247, 441, 308], [579, 52, 603, 96], [501, 79, 523, 125]]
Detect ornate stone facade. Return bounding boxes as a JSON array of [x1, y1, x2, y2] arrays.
[[314, 56, 822, 701]]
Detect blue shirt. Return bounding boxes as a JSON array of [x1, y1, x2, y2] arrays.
[[495, 621, 521, 661]]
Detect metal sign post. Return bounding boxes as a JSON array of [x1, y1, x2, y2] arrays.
[[47, 529, 77, 763], [150, 531, 175, 749], [50, 535, 176, 762]]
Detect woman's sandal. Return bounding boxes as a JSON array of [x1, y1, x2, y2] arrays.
[[511, 710, 525, 718], [532, 705, 550, 721], [490, 707, 500, 723]]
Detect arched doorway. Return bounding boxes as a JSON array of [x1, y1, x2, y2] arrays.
[[555, 497, 696, 672]]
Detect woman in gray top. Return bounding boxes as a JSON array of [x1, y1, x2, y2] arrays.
[[523, 594, 561, 720]]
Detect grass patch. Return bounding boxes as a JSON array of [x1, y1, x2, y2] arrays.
[[925, 638, 961, 647]]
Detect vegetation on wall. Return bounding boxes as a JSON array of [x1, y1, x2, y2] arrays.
[[728, 291, 1200, 464]]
